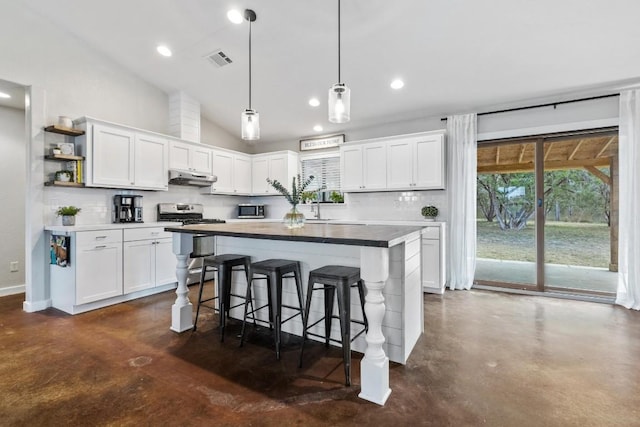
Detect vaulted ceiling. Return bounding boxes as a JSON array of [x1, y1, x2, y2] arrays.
[[7, 1, 640, 142]]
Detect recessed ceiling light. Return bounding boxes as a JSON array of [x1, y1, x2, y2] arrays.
[[308, 98, 320, 107], [390, 79, 404, 90], [313, 125, 323, 132], [227, 9, 244, 24], [157, 45, 172, 57], [0, 92, 10, 99]]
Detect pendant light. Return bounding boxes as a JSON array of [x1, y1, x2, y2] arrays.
[[241, 9, 259, 140], [328, 0, 350, 123]]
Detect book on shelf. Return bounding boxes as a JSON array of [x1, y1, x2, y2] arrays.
[[65, 160, 83, 184]]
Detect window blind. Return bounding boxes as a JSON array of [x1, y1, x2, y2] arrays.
[[301, 155, 341, 193]]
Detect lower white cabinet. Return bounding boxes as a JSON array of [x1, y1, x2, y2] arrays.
[[421, 224, 447, 294], [123, 228, 174, 293], [48, 225, 177, 315], [75, 230, 123, 305]]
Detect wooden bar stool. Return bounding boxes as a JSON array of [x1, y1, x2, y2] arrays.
[[299, 265, 368, 386], [240, 259, 305, 360], [193, 254, 253, 342]]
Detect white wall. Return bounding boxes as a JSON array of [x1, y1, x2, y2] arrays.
[[0, 105, 26, 293], [201, 116, 248, 152]]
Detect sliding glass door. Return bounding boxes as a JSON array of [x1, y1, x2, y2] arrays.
[[475, 130, 618, 295]]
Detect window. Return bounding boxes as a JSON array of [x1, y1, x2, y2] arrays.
[[300, 153, 343, 203]]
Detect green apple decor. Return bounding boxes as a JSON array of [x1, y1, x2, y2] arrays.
[[421, 205, 438, 221]]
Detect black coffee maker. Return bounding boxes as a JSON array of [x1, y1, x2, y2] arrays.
[[113, 195, 143, 223]]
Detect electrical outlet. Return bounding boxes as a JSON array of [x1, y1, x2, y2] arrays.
[[9, 261, 18, 272]]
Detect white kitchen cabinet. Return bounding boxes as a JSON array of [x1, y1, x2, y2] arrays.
[[134, 133, 169, 190], [169, 140, 212, 175], [76, 119, 169, 191], [48, 225, 178, 315], [123, 228, 174, 294], [251, 151, 299, 195], [210, 149, 252, 194], [387, 132, 445, 190], [421, 224, 447, 294], [340, 142, 387, 191], [91, 124, 135, 188], [75, 230, 123, 305]]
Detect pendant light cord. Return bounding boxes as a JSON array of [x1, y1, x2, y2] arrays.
[[248, 18, 252, 110], [338, 0, 341, 83]]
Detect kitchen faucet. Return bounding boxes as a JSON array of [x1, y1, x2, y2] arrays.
[[314, 190, 322, 219]]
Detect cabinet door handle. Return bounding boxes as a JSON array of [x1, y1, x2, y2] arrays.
[[151, 231, 160, 235], [95, 236, 107, 239], [94, 245, 107, 249]]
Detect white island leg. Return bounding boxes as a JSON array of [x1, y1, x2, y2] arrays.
[[170, 233, 194, 332], [358, 246, 391, 405]]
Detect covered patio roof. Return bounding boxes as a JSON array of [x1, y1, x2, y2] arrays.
[[477, 133, 618, 174]]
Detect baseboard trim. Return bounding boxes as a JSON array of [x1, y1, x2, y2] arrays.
[[0, 284, 25, 297], [23, 298, 52, 312]]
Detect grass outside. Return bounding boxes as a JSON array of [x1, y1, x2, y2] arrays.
[[476, 219, 611, 268]]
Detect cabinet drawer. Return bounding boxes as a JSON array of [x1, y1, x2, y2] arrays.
[[76, 230, 123, 247], [124, 227, 172, 242], [421, 226, 440, 239]]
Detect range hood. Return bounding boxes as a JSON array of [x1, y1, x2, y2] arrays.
[[168, 170, 217, 187]]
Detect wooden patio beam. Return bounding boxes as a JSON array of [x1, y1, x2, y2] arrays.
[[596, 136, 615, 158], [584, 165, 610, 185], [518, 144, 526, 163], [478, 157, 611, 174], [568, 139, 583, 160]]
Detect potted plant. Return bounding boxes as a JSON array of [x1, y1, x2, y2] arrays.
[[267, 174, 315, 228], [329, 191, 344, 203], [57, 206, 81, 226], [421, 205, 438, 221], [301, 191, 317, 204]]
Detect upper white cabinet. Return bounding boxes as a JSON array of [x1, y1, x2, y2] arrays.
[[134, 133, 169, 190], [387, 132, 445, 190], [340, 142, 387, 191], [209, 149, 252, 195], [251, 151, 299, 195], [168, 140, 212, 175], [341, 130, 446, 192], [77, 119, 169, 191]]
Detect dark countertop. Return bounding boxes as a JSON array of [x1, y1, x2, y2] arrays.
[[164, 222, 424, 248]]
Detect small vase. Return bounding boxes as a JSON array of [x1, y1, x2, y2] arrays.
[[62, 215, 76, 226], [283, 205, 305, 229]]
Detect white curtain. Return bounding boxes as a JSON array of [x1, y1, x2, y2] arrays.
[[446, 114, 477, 290], [616, 90, 640, 310]]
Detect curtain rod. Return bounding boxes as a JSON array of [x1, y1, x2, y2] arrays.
[[440, 93, 619, 121]]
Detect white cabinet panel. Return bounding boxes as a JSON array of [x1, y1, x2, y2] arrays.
[[211, 150, 234, 193], [421, 224, 446, 294], [251, 152, 298, 195], [169, 141, 212, 175], [340, 142, 386, 191], [155, 238, 177, 286], [251, 157, 269, 194], [234, 154, 252, 194], [76, 243, 123, 305], [387, 132, 445, 190], [414, 135, 444, 189], [123, 240, 155, 294], [92, 124, 135, 187], [135, 133, 169, 190]]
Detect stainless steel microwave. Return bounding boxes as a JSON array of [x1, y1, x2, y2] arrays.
[[238, 204, 265, 219]]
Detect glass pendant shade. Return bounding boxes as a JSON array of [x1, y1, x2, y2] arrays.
[[241, 109, 260, 140], [328, 83, 350, 123]]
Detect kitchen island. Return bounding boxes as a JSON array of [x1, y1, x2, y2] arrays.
[[165, 222, 424, 405]]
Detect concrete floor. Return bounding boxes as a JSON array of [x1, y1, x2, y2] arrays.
[[476, 258, 618, 294], [2, 286, 639, 426]]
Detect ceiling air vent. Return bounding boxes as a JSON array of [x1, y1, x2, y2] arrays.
[[205, 50, 233, 68]]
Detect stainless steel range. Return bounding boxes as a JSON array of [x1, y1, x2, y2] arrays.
[[157, 203, 225, 284]]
